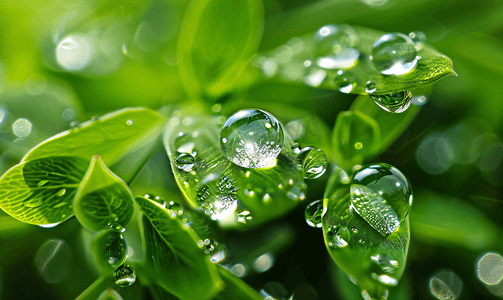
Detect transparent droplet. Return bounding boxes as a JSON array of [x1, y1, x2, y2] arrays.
[[365, 81, 376, 94], [56, 34, 93, 71], [316, 48, 360, 70], [108, 223, 126, 233], [296, 146, 327, 179], [167, 201, 183, 217], [332, 70, 355, 94], [114, 265, 136, 287], [314, 24, 359, 56], [326, 225, 350, 248], [12, 118, 32, 137], [219, 109, 284, 169], [126, 119, 133, 126], [237, 210, 252, 224], [409, 31, 427, 43], [305, 200, 324, 228], [371, 254, 399, 275], [175, 153, 195, 172], [477, 252, 503, 285], [201, 238, 218, 255], [35, 239, 72, 283], [371, 33, 418, 75], [350, 163, 412, 237], [429, 270, 462, 300], [97, 227, 128, 269], [370, 90, 412, 113]]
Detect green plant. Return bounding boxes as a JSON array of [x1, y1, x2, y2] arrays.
[[1, 0, 503, 299]]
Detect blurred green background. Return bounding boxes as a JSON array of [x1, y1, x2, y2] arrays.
[[0, 0, 502, 299]]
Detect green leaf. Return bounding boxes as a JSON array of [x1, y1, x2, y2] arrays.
[[322, 168, 410, 300], [74, 155, 134, 232], [0, 156, 88, 225], [350, 95, 421, 156], [256, 25, 454, 95], [163, 105, 306, 229], [177, 0, 264, 98], [136, 195, 223, 300], [214, 265, 263, 300], [21, 107, 166, 183], [332, 111, 380, 171]]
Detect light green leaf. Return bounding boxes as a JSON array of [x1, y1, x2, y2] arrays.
[[332, 111, 380, 171], [214, 265, 263, 300], [21, 108, 165, 183], [322, 168, 410, 300], [256, 25, 454, 95], [163, 105, 306, 229], [136, 195, 223, 300], [0, 156, 88, 225], [74, 155, 134, 232], [177, 0, 264, 98]]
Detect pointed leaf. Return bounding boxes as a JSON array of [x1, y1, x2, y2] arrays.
[[322, 168, 410, 299], [214, 265, 263, 300], [0, 156, 88, 225], [177, 0, 263, 98], [255, 25, 454, 94], [74, 155, 134, 232], [332, 111, 380, 171], [21, 108, 165, 183], [162, 105, 306, 229], [136, 195, 223, 300]]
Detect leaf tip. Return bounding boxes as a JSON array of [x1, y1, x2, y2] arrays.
[[93, 154, 101, 160]]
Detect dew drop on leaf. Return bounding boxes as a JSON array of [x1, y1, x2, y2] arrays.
[[369, 90, 413, 113], [365, 81, 376, 94], [331, 70, 355, 93], [350, 163, 412, 237], [371, 33, 419, 75], [114, 265, 136, 287], [237, 210, 252, 224], [296, 146, 328, 179], [175, 153, 195, 172], [219, 109, 284, 169], [167, 201, 183, 217], [326, 225, 350, 248], [313, 24, 359, 56], [409, 31, 427, 43], [305, 199, 324, 228]]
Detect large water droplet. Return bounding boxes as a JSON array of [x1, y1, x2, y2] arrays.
[[114, 265, 136, 287], [327, 225, 350, 248], [370, 90, 412, 113], [219, 109, 284, 169], [105, 232, 127, 269], [371, 33, 418, 75], [350, 163, 412, 237], [296, 146, 328, 179], [305, 200, 324, 228], [175, 153, 195, 172]]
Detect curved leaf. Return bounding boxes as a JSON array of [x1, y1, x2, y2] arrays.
[[332, 111, 380, 171], [255, 25, 454, 95], [214, 265, 263, 300], [74, 155, 134, 232], [21, 107, 165, 183], [322, 168, 410, 299], [177, 0, 264, 98], [162, 105, 306, 229], [136, 195, 223, 300], [0, 156, 88, 225]]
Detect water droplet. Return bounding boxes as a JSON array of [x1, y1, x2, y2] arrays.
[[37, 180, 49, 187], [371, 33, 418, 75], [365, 81, 376, 94], [332, 70, 355, 93], [350, 163, 412, 237], [114, 265, 136, 287], [429, 270, 462, 300], [296, 146, 327, 179], [317, 48, 360, 70], [56, 188, 66, 197], [371, 254, 399, 275], [12, 118, 32, 137], [314, 24, 359, 56], [96, 227, 128, 269], [175, 153, 195, 172], [167, 201, 183, 217], [409, 31, 427, 43], [305, 200, 324, 228], [327, 225, 350, 248], [174, 132, 196, 154], [201, 238, 218, 254], [56, 34, 93, 71], [370, 90, 413, 113], [108, 223, 126, 233], [126, 119, 133, 126], [237, 210, 253, 224], [219, 109, 284, 169], [477, 252, 503, 285], [24, 197, 44, 208], [351, 226, 358, 233]]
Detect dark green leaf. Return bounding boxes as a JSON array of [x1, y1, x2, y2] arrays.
[[0, 156, 88, 225], [163, 105, 306, 229], [322, 168, 410, 300], [74, 155, 134, 232], [177, 0, 264, 98], [214, 265, 263, 300], [332, 111, 380, 171], [21, 108, 165, 183], [136, 195, 223, 300], [256, 25, 454, 95]]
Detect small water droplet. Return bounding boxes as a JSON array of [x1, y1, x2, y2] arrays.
[[37, 180, 49, 187], [314, 24, 359, 56], [126, 119, 133, 126], [351, 226, 358, 233], [296, 146, 328, 179], [350, 163, 412, 237], [365, 81, 376, 94], [332, 70, 355, 93], [327, 225, 350, 248], [24, 197, 44, 208], [409, 31, 427, 43], [175, 153, 195, 172], [237, 210, 252, 224], [114, 265, 136, 287], [371, 33, 418, 75], [305, 200, 324, 228], [359, 239, 365, 244], [167, 201, 183, 217], [108, 223, 125, 233], [219, 109, 284, 169], [370, 90, 413, 113]]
